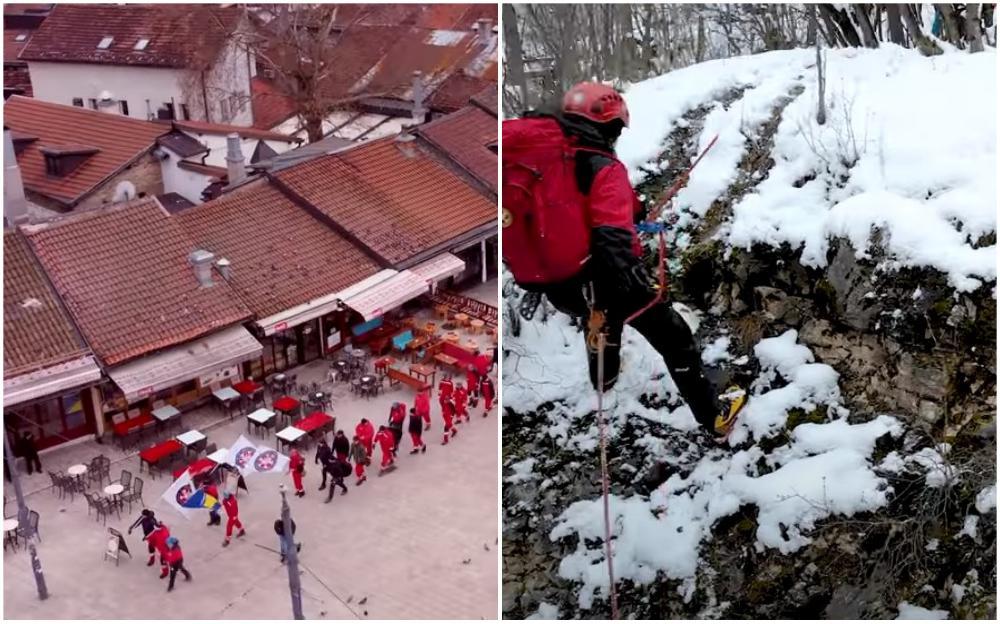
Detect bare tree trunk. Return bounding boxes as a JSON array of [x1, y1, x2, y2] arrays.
[[965, 4, 985, 52], [853, 4, 880, 47], [901, 4, 945, 55], [934, 4, 964, 47], [814, 5, 826, 126], [806, 5, 818, 45], [884, 4, 907, 45], [503, 4, 531, 110], [820, 4, 863, 46]]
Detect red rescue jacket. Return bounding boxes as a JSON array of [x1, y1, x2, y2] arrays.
[[355, 421, 374, 445]]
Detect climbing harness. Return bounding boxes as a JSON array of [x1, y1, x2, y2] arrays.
[[585, 134, 720, 618]]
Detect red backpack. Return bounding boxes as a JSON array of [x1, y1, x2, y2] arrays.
[[502, 117, 615, 287]]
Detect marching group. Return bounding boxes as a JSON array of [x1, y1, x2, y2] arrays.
[[124, 357, 497, 591]]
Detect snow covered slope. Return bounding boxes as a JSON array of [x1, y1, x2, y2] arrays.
[[618, 44, 996, 292]]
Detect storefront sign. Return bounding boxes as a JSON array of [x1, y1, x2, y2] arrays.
[[326, 331, 341, 350], [273, 321, 288, 332], [199, 365, 238, 388]]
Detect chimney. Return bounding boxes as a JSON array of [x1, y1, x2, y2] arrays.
[[475, 18, 493, 44], [188, 249, 216, 287], [215, 257, 232, 281], [395, 133, 418, 159], [4, 129, 30, 225], [224, 133, 246, 186], [411, 71, 427, 126]]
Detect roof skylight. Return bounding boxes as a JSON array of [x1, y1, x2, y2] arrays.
[[134, 38, 149, 51], [97, 36, 114, 49]]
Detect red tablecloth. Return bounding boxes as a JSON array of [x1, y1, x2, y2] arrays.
[[172, 457, 217, 480], [139, 439, 183, 464], [294, 412, 333, 433], [273, 396, 300, 413], [233, 380, 261, 395], [113, 412, 154, 437]]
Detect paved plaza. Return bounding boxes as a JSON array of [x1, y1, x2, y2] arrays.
[[3, 283, 499, 620]]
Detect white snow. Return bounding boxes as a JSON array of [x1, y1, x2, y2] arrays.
[[974, 484, 996, 513], [896, 602, 949, 620], [925, 538, 939, 552], [905, 446, 956, 488], [701, 336, 732, 365], [506, 458, 538, 484], [956, 515, 979, 541], [618, 45, 996, 292], [527, 602, 560, 620]]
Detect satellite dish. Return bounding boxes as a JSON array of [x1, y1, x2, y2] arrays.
[[113, 180, 137, 202]]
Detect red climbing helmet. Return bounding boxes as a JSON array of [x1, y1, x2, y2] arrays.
[[562, 82, 630, 127]]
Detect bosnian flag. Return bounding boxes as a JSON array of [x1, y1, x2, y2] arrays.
[[248, 445, 290, 474], [182, 488, 220, 512], [227, 435, 259, 476], [161, 470, 196, 519]]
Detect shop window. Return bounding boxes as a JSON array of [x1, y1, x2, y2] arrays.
[[62, 392, 86, 430]]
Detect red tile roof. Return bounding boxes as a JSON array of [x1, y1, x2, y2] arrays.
[[4, 28, 32, 62], [418, 105, 497, 193], [274, 135, 495, 265], [3, 229, 90, 378], [22, 197, 251, 366], [428, 72, 495, 113], [171, 119, 299, 143], [177, 160, 226, 179], [4, 96, 168, 206], [18, 4, 241, 69], [176, 179, 382, 318], [334, 4, 496, 30], [250, 75, 297, 130], [471, 85, 498, 116], [3, 63, 32, 97]]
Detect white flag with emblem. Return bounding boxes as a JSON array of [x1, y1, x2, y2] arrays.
[[226, 434, 259, 476]]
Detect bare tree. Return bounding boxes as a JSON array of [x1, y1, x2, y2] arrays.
[[503, 3, 530, 111], [852, 4, 880, 47], [900, 4, 944, 55], [965, 4, 986, 52], [813, 5, 826, 126], [884, 4, 908, 45]]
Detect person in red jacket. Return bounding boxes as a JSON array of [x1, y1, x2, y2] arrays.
[[388, 402, 406, 455], [289, 448, 305, 497], [221, 491, 245, 547], [163, 536, 192, 592], [479, 376, 495, 416], [145, 521, 171, 578], [455, 383, 470, 423], [474, 350, 491, 378], [374, 425, 396, 474], [440, 393, 458, 445], [465, 364, 480, 407], [438, 375, 454, 401], [414, 389, 431, 421], [408, 407, 429, 454], [511, 82, 743, 437], [355, 418, 375, 457]]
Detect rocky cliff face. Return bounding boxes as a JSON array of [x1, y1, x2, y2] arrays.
[[502, 76, 996, 619]]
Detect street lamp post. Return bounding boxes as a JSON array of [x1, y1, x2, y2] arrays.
[[279, 485, 304, 620], [3, 428, 48, 600]]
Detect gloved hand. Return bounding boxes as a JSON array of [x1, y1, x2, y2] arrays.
[[590, 226, 655, 296]]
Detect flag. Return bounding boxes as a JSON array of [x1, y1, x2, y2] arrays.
[[248, 445, 290, 474], [181, 488, 220, 511], [227, 435, 259, 476], [161, 470, 196, 519]]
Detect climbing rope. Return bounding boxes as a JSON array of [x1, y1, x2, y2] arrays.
[[584, 134, 720, 618]]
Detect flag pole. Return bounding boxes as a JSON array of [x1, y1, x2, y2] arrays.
[[3, 429, 48, 600], [279, 484, 304, 619]]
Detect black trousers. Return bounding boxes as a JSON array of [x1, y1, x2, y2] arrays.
[[168, 559, 191, 590], [543, 276, 719, 430], [324, 473, 347, 502], [24, 453, 41, 475]]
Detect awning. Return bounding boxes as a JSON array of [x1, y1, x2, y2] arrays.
[[108, 325, 263, 401], [409, 253, 465, 286], [342, 270, 428, 321], [3, 355, 103, 407], [255, 269, 395, 336]]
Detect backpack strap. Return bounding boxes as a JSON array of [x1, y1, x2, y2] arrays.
[[574, 149, 617, 196]]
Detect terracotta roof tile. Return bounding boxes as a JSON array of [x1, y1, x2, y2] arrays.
[[22, 197, 251, 365], [3, 63, 32, 97], [4, 28, 32, 62], [177, 179, 382, 318], [19, 4, 240, 68], [275, 136, 495, 265], [418, 105, 497, 192], [3, 229, 90, 378], [470, 85, 497, 116], [333, 4, 496, 30], [4, 96, 167, 206], [428, 72, 495, 113], [250, 75, 296, 130]]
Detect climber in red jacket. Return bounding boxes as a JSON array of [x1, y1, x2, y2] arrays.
[[474, 350, 491, 377], [441, 393, 458, 445], [438, 375, 454, 401], [145, 522, 171, 578], [455, 383, 470, 423], [221, 491, 245, 547], [465, 364, 480, 407], [503, 81, 745, 437], [289, 448, 305, 497]]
